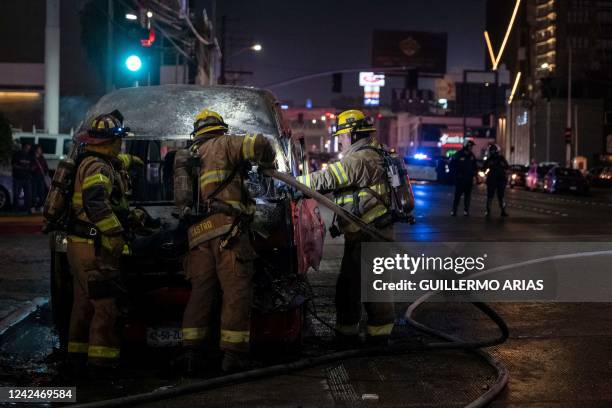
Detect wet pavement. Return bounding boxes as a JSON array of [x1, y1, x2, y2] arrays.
[[1, 183, 611, 406]]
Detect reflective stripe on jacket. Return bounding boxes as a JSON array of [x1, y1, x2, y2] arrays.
[[296, 137, 390, 236], [179, 133, 275, 248], [72, 155, 128, 236]]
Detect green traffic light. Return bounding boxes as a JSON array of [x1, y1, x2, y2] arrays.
[[125, 55, 142, 72]]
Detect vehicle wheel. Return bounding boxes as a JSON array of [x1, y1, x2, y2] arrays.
[[0, 186, 10, 211], [50, 250, 73, 351]]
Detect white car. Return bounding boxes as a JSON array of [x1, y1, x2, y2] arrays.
[[405, 155, 438, 181], [12, 132, 73, 171]]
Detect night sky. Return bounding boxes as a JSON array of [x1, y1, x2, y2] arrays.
[[216, 0, 487, 107]]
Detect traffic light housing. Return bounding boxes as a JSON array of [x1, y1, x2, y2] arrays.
[[332, 73, 342, 93]]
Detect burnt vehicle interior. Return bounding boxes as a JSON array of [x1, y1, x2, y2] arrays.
[[51, 85, 322, 355]]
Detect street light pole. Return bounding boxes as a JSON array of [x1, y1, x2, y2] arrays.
[[566, 44, 572, 167], [44, 0, 60, 135], [219, 15, 226, 84], [105, 0, 113, 92]]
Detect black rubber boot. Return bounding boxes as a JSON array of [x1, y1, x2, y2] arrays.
[[333, 334, 362, 350], [87, 362, 118, 380], [183, 347, 207, 376], [221, 351, 253, 373], [366, 335, 391, 348]]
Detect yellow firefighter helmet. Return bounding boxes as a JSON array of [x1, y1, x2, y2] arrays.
[[192, 109, 229, 138], [333, 109, 375, 136]]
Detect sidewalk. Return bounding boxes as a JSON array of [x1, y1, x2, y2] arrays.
[[0, 233, 49, 335], [0, 214, 44, 234]]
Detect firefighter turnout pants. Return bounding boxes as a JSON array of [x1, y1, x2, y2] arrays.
[[66, 237, 121, 366], [335, 231, 395, 338], [182, 234, 255, 353]]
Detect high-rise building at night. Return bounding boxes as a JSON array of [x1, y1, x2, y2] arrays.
[[488, 0, 612, 165]]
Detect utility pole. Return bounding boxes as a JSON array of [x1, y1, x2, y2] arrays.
[[45, 0, 60, 135], [219, 15, 226, 85], [105, 0, 113, 92], [566, 44, 572, 167]]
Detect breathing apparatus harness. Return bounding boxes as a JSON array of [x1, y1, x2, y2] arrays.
[[179, 134, 253, 249]]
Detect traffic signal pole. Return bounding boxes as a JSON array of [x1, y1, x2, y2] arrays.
[[566, 44, 572, 167], [219, 15, 226, 84], [44, 0, 60, 135], [105, 0, 113, 92]]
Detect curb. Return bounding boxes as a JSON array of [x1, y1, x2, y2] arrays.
[[0, 224, 43, 234], [0, 297, 49, 337], [0, 216, 44, 234]]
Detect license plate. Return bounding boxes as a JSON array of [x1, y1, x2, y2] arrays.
[[146, 327, 182, 347], [570, 186, 577, 191]]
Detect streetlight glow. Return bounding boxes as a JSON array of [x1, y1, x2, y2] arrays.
[[125, 13, 138, 20], [540, 62, 549, 69], [251, 44, 263, 51], [146, 11, 153, 18]]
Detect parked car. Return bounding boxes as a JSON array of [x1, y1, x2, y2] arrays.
[[49, 85, 325, 355], [509, 164, 528, 188], [543, 166, 590, 194], [405, 154, 438, 181], [587, 166, 612, 187], [526, 163, 556, 191], [13, 132, 73, 171], [0, 167, 13, 211], [476, 159, 487, 184]]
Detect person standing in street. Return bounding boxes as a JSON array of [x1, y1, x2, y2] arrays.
[[484, 144, 509, 217], [296, 109, 397, 347], [174, 109, 275, 374], [449, 139, 478, 216], [30, 144, 50, 212], [65, 112, 131, 374], [11, 141, 33, 213]]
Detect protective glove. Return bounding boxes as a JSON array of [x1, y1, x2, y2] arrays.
[[101, 235, 131, 257], [118, 154, 144, 170]]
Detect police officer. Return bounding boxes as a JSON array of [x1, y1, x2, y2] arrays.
[[174, 109, 275, 373], [450, 139, 478, 216], [66, 112, 131, 372], [296, 109, 395, 346], [484, 144, 509, 217]]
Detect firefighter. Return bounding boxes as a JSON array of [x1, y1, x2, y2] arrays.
[[450, 139, 478, 216], [66, 112, 131, 373], [296, 109, 395, 346], [484, 144, 509, 217], [175, 109, 275, 373]]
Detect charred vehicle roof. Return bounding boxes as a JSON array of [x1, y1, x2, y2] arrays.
[[79, 84, 281, 139]]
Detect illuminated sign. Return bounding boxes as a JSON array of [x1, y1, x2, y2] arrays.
[[440, 135, 464, 145], [359, 72, 385, 87]]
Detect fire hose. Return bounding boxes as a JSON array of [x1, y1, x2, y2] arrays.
[[71, 170, 509, 408]]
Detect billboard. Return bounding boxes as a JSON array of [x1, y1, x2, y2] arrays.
[[372, 30, 447, 74], [359, 72, 385, 87]]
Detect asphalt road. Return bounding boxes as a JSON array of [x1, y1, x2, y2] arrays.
[[0, 182, 611, 406]]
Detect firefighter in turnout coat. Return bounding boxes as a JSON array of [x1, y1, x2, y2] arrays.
[[66, 112, 131, 371], [296, 109, 395, 346], [174, 109, 275, 373]]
